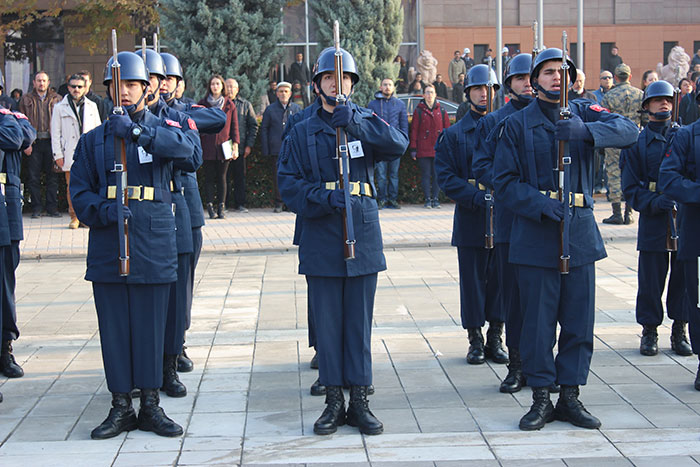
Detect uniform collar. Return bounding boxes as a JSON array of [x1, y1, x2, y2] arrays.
[[643, 125, 667, 144], [525, 98, 555, 131], [308, 105, 336, 135], [458, 110, 478, 132]]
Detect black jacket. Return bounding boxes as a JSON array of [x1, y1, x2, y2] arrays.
[[232, 95, 258, 149], [261, 100, 301, 156]]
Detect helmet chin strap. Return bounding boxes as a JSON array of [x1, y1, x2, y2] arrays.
[[505, 83, 533, 104], [533, 81, 561, 100], [125, 86, 148, 118], [315, 81, 353, 107], [147, 77, 162, 104], [643, 109, 671, 120], [465, 91, 486, 112]]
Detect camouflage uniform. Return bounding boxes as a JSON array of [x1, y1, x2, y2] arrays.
[[601, 81, 644, 204]]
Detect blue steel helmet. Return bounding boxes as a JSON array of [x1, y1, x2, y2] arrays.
[[504, 53, 532, 87], [103, 51, 150, 86], [142, 49, 167, 80], [312, 46, 359, 86], [642, 80, 675, 108], [530, 47, 576, 86], [160, 53, 184, 80], [464, 64, 500, 95]]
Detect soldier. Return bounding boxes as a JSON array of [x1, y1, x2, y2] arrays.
[[70, 51, 196, 439], [435, 64, 507, 366], [493, 48, 639, 431], [621, 80, 692, 358], [658, 84, 700, 390], [601, 63, 644, 225], [0, 81, 36, 383], [278, 46, 408, 436], [472, 53, 551, 392]]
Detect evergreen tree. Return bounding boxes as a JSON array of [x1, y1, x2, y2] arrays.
[[311, 0, 403, 105], [160, 0, 284, 106]]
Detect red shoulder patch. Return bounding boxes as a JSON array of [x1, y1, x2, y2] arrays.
[[0, 108, 11, 115], [191, 104, 205, 108], [589, 104, 609, 113], [13, 112, 28, 120], [165, 119, 182, 128], [187, 118, 197, 131]]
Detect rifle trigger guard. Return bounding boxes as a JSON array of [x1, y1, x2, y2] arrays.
[[112, 163, 124, 172], [563, 156, 572, 165], [484, 193, 493, 202]]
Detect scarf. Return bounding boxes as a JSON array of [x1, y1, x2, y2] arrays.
[[207, 94, 225, 109]]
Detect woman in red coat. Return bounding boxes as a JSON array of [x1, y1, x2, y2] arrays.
[[409, 84, 450, 208], [198, 74, 240, 219]]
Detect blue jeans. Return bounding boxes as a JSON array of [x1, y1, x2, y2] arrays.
[[417, 157, 439, 200], [374, 158, 401, 202]]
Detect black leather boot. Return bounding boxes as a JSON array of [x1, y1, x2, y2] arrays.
[[310, 352, 319, 369], [310, 378, 326, 396], [138, 388, 183, 437], [519, 387, 554, 431], [466, 328, 485, 364], [206, 203, 215, 219], [485, 322, 509, 364], [548, 383, 560, 393], [177, 345, 194, 373], [640, 325, 658, 356], [553, 385, 601, 429], [217, 203, 226, 219], [0, 340, 24, 378], [671, 320, 693, 356], [313, 386, 345, 435], [90, 393, 138, 439], [695, 361, 700, 391], [500, 348, 525, 393], [346, 385, 383, 435], [603, 202, 624, 224], [161, 354, 187, 398], [623, 203, 634, 225]]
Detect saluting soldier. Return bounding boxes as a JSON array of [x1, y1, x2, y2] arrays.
[[278, 46, 408, 436], [601, 63, 645, 225], [658, 85, 700, 390], [621, 80, 692, 358], [435, 64, 508, 366], [0, 82, 36, 388], [70, 51, 197, 439], [493, 48, 638, 431]]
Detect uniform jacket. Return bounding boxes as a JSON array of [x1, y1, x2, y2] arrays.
[[1, 108, 36, 241], [410, 100, 450, 158], [493, 99, 639, 268], [601, 81, 645, 127], [261, 100, 301, 156], [232, 96, 258, 149], [0, 110, 28, 246], [70, 110, 196, 283], [435, 110, 486, 248], [197, 97, 240, 161], [367, 92, 409, 135], [50, 94, 101, 170], [659, 120, 700, 259], [278, 103, 408, 277], [19, 89, 60, 134], [621, 124, 676, 252]]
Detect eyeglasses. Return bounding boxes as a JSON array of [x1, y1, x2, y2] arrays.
[[600, 76, 612, 80], [68, 84, 84, 89]]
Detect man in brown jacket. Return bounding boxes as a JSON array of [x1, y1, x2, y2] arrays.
[[19, 71, 60, 218]]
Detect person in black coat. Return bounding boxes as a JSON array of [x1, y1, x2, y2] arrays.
[[433, 74, 449, 99], [225, 78, 258, 212], [260, 81, 301, 212]]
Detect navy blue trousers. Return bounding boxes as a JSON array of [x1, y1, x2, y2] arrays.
[[306, 276, 316, 348], [93, 282, 170, 393], [1, 241, 20, 341], [457, 246, 502, 329], [636, 251, 690, 326], [495, 243, 522, 349], [683, 261, 700, 354], [164, 253, 191, 356], [517, 264, 595, 388], [308, 274, 377, 387], [187, 227, 203, 330]]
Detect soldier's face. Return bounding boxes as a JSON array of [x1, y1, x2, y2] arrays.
[[510, 74, 532, 96], [469, 85, 488, 109], [148, 75, 161, 98], [536, 61, 563, 98], [318, 72, 353, 100], [646, 97, 672, 117], [112, 80, 146, 110], [160, 76, 178, 95]]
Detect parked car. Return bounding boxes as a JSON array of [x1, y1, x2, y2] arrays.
[[396, 93, 460, 117]]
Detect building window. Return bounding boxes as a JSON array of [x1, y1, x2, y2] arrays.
[[663, 41, 678, 65]]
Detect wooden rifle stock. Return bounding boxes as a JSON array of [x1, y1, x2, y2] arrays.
[[110, 29, 129, 276], [558, 32, 571, 274], [665, 88, 681, 252], [484, 58, 494, 249], [333, 21, 356, 260]]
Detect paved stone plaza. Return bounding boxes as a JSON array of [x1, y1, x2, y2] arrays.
[[1, 202, 700, 466]]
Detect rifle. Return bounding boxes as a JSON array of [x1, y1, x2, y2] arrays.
[[532, 20, 540, 59], [110, 29, 130, 276], [333, 20, 356, 261], [484, 57, 495, 249], [666, 87, 680, 252], [557, 31, 571, 274]]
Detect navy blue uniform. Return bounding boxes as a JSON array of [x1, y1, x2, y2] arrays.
[[435, 110, 502, 329], [473, 99, 529, 349], [659, 120, 700, 353], [1, 109, 36, 342], [493, 99, 638, 388], [621, 123, 690, 327], [70, 110, 195, 392], [278, 103, 408, 386]]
